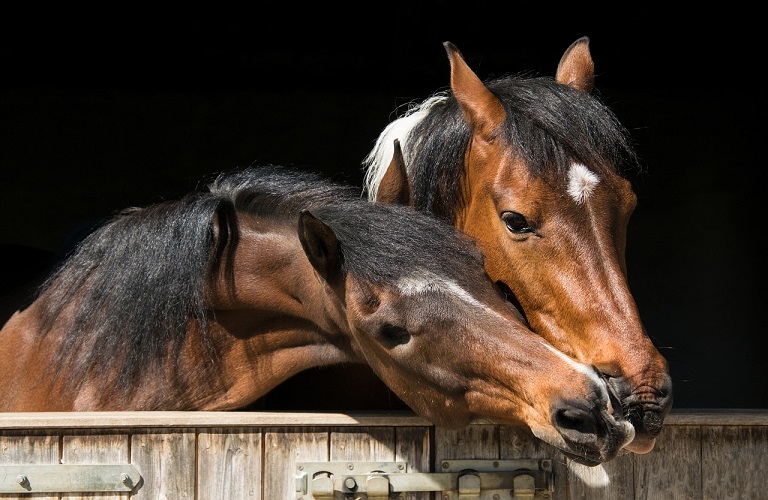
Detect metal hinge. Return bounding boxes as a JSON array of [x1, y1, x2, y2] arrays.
[[0, 464, 141, 493], [296, 459, 553, 499]]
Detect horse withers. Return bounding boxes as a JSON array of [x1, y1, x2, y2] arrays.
[[363, 38, 672, 454], [0, 165, 634, 465]]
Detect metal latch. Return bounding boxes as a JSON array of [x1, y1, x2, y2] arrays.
[[296, 459, 552, 499], [0, 464, 141, 493]]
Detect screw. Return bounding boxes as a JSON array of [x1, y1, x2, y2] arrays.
[[398, 463, 404, 470], [493, 495, 500, 500], [16, 474, 28, 486], [493, 461, 499, 468], [119, 472, 131, 484], [442, 461, 449, 469], [347, 463, 354, 470], [297, 464, 304, 471], [344, 477, 357, 490]]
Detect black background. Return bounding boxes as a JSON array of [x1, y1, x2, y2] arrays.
[[1, 5, 766, 408]]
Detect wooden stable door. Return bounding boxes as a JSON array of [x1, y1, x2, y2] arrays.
[[0, 410, 766, 499]]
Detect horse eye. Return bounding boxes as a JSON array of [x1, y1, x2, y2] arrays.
[[378, 324, 412, 348], [502, 212, 534, 234]]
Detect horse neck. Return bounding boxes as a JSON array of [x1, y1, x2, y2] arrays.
[[198, 221, 358, 410]]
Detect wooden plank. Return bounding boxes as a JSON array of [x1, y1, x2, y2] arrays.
[[702, 425, 768, 499], [0, 411, 431, 429], [1, 409, 767, 430], [634, 425, 701, 500], [499, 426, 567, 500], [329, 426, 396, 462], [130, 428, 195, 500], [198, 427, 261, 500], [325, 427, 396, 498], [61, 430, 131, 500], [0, 430, 59, 500], [395, 427, 431, 500], [666, 409, 768, 426], [434, 424, 499, 461], [0, 412, 766, 499], [264, 427, 328, 500]]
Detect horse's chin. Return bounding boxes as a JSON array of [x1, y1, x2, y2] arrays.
[[623, 436, 656, 454]]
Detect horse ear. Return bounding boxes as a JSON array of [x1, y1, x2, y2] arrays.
[[376, 139, 412, 205], [298, 210, 343, 283], [444, 41, 506, 139], [555, 36, 595, 93]]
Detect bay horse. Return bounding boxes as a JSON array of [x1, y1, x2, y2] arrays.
[[0, 165, 634, 465], [363, 38, 672, 454]]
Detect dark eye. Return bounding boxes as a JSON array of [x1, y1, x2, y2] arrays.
[[501, 211, 535, 234], [378, 324, 412, 348]]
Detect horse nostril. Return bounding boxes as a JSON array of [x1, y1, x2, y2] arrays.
[[553, 407, 598, 436]]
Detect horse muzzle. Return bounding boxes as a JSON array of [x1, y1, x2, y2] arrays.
[[548, 397, 636, 466], [607, 372, 673, 453]]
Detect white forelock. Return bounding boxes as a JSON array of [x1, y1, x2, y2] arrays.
[[362, 94, 449, 200]]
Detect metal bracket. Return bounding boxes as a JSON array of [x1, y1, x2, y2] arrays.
[[296, 459, 553, 499], [0, 464, 141, 493]]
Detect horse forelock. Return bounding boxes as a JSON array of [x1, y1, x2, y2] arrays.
[[488, 76, 638, 180], [362, 94, 452, 202], [38, 192, 223, 392], [363, 76, 639, 221], [313, 200, 484, 289]]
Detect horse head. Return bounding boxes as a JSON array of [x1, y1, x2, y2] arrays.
[[370, 39, 672, 454], [297, 202, 634, 465]]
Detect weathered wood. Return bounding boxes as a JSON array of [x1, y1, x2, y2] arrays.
[[0, 411, 765, 499], [325, 427, 397, 500], [264, 427, 327, 500], [0, 430, 59, 500], [395, 427, 431, 500], [198, 427, 261, 500], [0, 408, 765, 430], [666, 409, 768, 426], [330, 426, 396, 462], [499, 426, 567, 500], [0, 411, 430, 429], [61, 430, 131, 500], [634, 425, 702, 500], [702, 425, 768, 499], [130, 428, 195, 499], [434, 424, 499, 461]]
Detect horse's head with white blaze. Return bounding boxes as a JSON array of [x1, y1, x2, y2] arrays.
[[364, 38, 672, 454]]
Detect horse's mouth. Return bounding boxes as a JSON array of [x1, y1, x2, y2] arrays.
[[610, 375, 673, 448]]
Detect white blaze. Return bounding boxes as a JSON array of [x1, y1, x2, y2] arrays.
[[397, 274, 501, 319]]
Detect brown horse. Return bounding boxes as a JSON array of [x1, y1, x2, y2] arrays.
[[363, 38, 672, 454], [0, 165, 634, 465]]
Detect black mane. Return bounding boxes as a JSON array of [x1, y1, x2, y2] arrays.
[[35, 165, 485, 391], [404, 75, 639, 223]]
